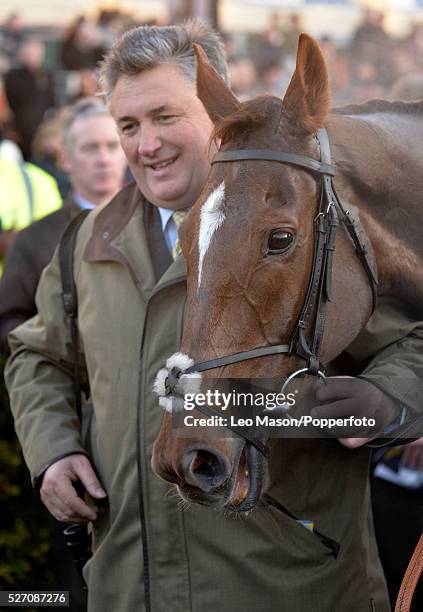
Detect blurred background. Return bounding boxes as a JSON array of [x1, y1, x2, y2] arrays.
[[1, 0, 423, 133]]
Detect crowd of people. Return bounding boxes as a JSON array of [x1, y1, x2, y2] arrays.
[[1, 9, 423, 162], [0, 6, 422, 612], [236, 9, 423, 104]]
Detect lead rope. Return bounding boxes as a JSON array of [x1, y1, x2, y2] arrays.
[[58, 210, 92, 589], [395, 532, 423, 612]]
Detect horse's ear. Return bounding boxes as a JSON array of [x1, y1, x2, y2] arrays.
[[193, 43, 240, 124], [282, 34, 330, 133]]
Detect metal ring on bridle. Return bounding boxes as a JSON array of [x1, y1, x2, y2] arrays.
[[280, 367, 326, 396], [273, 368, 326, 413]]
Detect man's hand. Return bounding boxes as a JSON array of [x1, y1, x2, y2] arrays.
[[402, 438, 423, 472], [311, 376, 400, 449], [40, 454, 107, 523]]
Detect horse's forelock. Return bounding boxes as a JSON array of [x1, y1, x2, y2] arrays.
[[210, 95, 280, 147]]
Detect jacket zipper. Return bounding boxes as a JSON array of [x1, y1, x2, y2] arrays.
[[136, 274, 186, 612], [136, 398, 151, 612], [137, 300, 153, 612]]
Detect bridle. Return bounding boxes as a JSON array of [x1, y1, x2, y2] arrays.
[[165, 126, 378, 457]]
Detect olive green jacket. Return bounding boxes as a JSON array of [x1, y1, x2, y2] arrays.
[[6, 182, 423, 612]]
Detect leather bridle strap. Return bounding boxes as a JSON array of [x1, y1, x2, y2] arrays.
[[334, 194, 378, 311], [295, 128, 340, 373], [184, 344, 292, 374], [288, 186, 335, 374], [212, 149, 336, 176], [317, 128, 378, 310]]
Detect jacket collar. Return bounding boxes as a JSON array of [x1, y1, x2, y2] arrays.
[[84, 182, 140, 250], [83, 181, 187, 295], [64, 194, 85, 219]]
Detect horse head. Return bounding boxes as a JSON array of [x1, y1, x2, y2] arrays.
[[152, 34, 376, 512]]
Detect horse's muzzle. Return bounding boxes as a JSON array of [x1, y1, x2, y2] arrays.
[[174, 440, 268, 512]]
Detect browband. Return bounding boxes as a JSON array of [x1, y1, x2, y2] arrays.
[[212, 149, 336, 177]]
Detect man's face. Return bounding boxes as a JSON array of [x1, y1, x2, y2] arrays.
[[20, 40, 44, 71], [63, 114, 126, 204], [109, 63, 215, 211]]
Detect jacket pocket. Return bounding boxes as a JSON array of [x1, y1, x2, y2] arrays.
[[263, 494, 339, 559], [90, 504, 109, 553]]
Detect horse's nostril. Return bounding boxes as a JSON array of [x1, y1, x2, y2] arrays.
[[181, 449, 228, 492], [191, 450, 221, 477]]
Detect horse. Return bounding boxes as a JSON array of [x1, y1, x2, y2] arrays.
[[152, 31, 423, 505], [151, 32, 423, 609]]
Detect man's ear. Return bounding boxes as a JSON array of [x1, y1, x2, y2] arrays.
[[58, 147, 71, 173], [193, 43, 239, 124]]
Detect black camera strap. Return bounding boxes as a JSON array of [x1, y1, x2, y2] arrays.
[[58, 210, 90, 420], [58, 209, 91, 586]]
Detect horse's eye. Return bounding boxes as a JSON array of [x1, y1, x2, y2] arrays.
[[268, 230, 294, 253]]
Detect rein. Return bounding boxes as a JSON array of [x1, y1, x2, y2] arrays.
[[395, 532, 423, 612]]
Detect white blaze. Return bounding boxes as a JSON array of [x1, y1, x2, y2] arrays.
[[198, 181, 226, 288]]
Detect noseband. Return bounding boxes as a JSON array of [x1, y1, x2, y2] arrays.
[[165, 127, 378, 456]]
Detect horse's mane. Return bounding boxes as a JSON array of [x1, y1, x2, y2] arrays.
[[333, 98, 423, 116], [211, 96, 423, 146]]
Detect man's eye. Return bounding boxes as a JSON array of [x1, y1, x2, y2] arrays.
[[121, 124, 136, 134], [156, 115, 175, 123], [268, 230, 294, 253]]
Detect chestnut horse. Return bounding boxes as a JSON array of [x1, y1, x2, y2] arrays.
[[152, 35, 423, 518]]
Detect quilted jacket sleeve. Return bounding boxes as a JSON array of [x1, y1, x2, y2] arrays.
[[4, 231, 90, 486]]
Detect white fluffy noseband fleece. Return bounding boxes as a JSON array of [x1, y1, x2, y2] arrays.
[[153, 352, 202, 412]]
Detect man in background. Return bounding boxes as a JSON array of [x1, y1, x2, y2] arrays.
[[0, 97, 127, 355], [4, 39, 55, 160], [0, 154, 61, 261]]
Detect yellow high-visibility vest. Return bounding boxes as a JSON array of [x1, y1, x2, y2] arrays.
[[0, 158, 62, 231]]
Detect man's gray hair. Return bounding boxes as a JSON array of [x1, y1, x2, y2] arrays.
[[99, 20, 228, 99], [62, 97, 110, 150]]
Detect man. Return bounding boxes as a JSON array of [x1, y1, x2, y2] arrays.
[[4, 39, 55, 160], [0, 97, 127, 355], [5, 22, 423, 612]]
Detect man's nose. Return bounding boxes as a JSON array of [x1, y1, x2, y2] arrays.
[[96, 147, 115, 165], [138, 124, 161, 158]]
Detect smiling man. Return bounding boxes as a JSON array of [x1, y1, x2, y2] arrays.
[[5, 21, 423, 612], [109, 63, 214, 211]]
